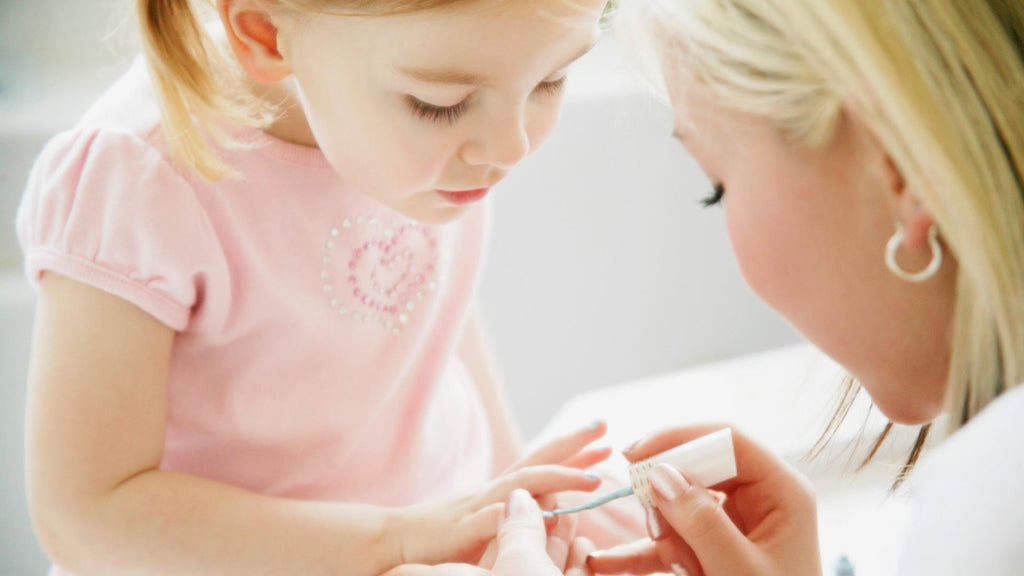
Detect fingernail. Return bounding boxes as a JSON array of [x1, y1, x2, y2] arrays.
[[644, 506, 664, 540], [584, 471, 601, 481], [649, 463, 689, 501], [712, 490, 727, 507], [670, 562, 690, 576], [586, 420, 603, 431], [506, 489, 533, 520], [623, 437, 642, 455]]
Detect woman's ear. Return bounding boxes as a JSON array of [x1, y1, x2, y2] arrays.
[[218, 0, 291, 83], [884, 154, 936, 251]]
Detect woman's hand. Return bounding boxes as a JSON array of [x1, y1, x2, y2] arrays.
[[491, 489, 596, 576], [588, 425, 822, 576], [395, 421, 611, 567], [383, 489, 596, 576]]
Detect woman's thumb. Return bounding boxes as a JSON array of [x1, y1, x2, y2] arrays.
[[648, 463, 754, 572], [497, 489, 547, 552]]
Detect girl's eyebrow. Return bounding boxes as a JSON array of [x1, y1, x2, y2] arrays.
[[398, 41, 598, 87]]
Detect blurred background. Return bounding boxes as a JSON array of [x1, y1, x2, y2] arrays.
[[0, 1, 801, 573]]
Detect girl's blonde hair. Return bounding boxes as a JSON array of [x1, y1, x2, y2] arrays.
[[620, 0, 1024, 483], [137, 0, 468, 179]]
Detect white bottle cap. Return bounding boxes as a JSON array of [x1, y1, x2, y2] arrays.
[[628, 428, 737, 508]]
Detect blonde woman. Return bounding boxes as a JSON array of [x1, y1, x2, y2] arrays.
[[585, 0, 1024, 574]]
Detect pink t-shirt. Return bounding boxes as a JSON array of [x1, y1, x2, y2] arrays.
[[17, 59, 493, 544]]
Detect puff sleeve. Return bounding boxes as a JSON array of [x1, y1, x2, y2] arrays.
[[16, 128, 225, 331]]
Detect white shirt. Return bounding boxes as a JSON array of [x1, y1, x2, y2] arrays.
[[898, 384, 1024, 574]]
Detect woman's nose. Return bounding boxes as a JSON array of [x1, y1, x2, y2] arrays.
[[460, 110, 530, 169]]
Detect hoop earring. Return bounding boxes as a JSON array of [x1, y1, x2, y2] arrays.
[[885, 223, 942, 283]]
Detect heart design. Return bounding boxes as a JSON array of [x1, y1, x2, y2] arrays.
[[320, 215, 438, 335]]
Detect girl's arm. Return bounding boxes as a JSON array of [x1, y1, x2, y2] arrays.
[[457, 304, 524, 474], [26, 273, 406, 576], [27, 276, 602, 576]]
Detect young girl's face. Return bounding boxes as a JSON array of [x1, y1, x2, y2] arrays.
[[273, 0, 606, 224], [664, 70, 958, 425]]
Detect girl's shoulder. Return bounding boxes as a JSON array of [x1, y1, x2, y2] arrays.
[[16, 60, 225, 331], [77, 57, 166, 144]]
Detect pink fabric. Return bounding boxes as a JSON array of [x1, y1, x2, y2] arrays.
[[19, 60, 493, 573]]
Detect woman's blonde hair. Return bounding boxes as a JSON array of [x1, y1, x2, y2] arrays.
[[619, 0, 1024, 484], [137, 0, 469, 179]]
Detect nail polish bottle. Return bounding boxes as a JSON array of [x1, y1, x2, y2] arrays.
[[629, 428, 737, 507]]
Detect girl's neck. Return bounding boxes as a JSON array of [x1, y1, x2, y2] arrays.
[[249, 77, 320, 148], [206, 25, 320, 149]]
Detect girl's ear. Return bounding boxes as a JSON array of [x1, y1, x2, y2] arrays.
[[218, 0, 291, 83], [884, 154, 936, 251]]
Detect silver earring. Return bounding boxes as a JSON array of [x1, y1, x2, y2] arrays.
[[885, 223, 942, 282]]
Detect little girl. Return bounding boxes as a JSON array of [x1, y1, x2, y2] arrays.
[[16, 0, 616, 574]]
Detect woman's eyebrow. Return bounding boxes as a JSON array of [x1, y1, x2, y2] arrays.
[[397, 41, 598, 87]]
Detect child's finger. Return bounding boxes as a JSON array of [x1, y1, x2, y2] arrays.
[[488, 465, 603, 502], [546, 506, 575, 570], [566, 537, 596, 576], [511, 421, 607, 469], [536, 494, 559, 531], [586, 539, 665, 574], [477, 538, 499, 570], [455, 502, 506, 553], [560, 446, 614, 469]]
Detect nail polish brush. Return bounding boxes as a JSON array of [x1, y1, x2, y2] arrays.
[[542, 427, 737, 518]]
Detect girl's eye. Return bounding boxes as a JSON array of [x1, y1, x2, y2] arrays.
[[701, 183, 725, 207], [407, 96, 468, 125], [536, 76, 568, 96]]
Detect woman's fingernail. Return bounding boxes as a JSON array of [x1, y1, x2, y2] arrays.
[[586, 420, 604, 431], [644, 506, 664, 540], [623, 437, 642, 455], [670, 562, 690, 576], [506, 489, 534, 520], [584, 471, 601, 481], [649, 463, 689, 501], [712, 490, 727, 506]]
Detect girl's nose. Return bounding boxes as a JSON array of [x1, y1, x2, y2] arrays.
[[460, 110, 530, 169]]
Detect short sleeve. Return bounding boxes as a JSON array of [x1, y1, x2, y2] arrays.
[[16, 128, 222, 331]]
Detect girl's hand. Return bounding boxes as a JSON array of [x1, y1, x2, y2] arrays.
[[588, 425, 822, 576], [395, 421, 611, 567], [383, 489, 596, 576]]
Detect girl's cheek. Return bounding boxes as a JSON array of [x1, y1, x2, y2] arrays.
[[525, 102, 563, 155]]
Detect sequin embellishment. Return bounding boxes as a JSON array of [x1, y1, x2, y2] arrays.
[[321, 216, 439, 335]]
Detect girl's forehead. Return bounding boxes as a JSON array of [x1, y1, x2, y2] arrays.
[[331, 2, 603, 75]]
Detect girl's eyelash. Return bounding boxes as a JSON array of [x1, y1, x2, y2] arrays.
[[407, 76, 567, 125], [701, 183, 725, 207], [408, 97, 468, 125]]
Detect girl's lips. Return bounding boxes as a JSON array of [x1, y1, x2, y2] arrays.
[[437, 187, 491, 205]]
